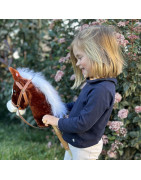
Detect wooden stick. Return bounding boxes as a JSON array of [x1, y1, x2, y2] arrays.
[[52, 126, 72, 158]]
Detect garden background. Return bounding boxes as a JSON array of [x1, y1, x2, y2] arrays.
[[0, 19, 140, 160]]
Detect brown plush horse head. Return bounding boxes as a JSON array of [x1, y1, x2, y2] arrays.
[[7, 67, 67, 127]]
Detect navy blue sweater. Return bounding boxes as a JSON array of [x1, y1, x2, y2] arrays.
[[58, 78, 117, 148]]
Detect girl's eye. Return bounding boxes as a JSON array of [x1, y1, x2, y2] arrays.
[[78, 57, 82, 60]]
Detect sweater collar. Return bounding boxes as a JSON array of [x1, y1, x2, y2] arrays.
[[86, 77, 117, 85]]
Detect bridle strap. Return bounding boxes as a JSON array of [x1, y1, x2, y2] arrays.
[[16, 79, 32, 107], [17, 107, 46, 129], [14, 79, 46, 129], [17, 108, 41, 128]]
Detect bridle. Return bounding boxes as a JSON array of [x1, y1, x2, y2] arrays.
[[15, 79, 32, 109], [12, 79, 45, 129]]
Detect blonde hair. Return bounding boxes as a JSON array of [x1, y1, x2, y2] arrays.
[[70, 25, 125, 89]]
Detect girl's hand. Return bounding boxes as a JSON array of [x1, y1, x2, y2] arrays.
[[42, 115, 59, 127]]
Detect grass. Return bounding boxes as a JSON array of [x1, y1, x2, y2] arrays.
[[0, 122, 65, 160]]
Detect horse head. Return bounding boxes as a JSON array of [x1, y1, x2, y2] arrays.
[[7, 67, 32, 116], [10, 67, 31, 108], [7, 67, 67, 127]]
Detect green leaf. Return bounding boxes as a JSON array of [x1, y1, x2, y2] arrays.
[[129, 131, 139, 138], [118, 150, 123, 156], [133, 117, 140, 123], [123, 83, 130, 92], [108, 136, 116, 140]]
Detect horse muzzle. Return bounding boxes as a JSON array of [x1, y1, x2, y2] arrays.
[[7, 100, 26, 116]]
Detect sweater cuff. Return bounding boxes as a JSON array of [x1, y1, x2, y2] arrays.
[[58, 118, 65, 132]]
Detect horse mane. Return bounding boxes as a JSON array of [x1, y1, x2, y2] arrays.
[[17, 68, 67, 118]]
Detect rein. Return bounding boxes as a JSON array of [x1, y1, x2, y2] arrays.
[[13, 79, 46, 129]]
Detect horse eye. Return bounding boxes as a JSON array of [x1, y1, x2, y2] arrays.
[[13, 90, 16, 94]]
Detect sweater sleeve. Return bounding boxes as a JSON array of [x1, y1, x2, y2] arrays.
[[65, 102, 75, 112], [58, 87, 112, 133]]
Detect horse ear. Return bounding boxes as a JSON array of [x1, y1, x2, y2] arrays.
[[9, 67, 21, 81]]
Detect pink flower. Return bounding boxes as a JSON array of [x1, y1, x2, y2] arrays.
[[66, 53, 70, 60], [54, 70, 64, 82], [59, 53, 70, 63], [117, 21, 126, 27], [107, 150, 117, 158], [108, 121, 127, 137], [133, 26, 141, 33], [115, 33, 129, 47], [97, 19, 107, 23], [59, 57, 66, 63], [58, 38, 65, 44], [70, 74, 76, 81], [128, 35, 139, 40], [108, 121, 123, 132], [90, 19, 106, 26], [60, 65, 66, 71], [47, 141, 52, 148], [102, 135, 108, 145], [90, 20, 106, 27], [111, 143, 119, 151], [90, 21, 100, 26], [120, 127, 127, 137], [111, 141, 123, 151], [114, 92, 122, 103], [123, 40, 129, 47], [135, 106, 141, 113], [118, 109, 129, 119], [79, 24, 89, 31], [115, 140, 123, 146]]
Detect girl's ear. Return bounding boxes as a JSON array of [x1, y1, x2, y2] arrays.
[[9, 67, 21, 81]]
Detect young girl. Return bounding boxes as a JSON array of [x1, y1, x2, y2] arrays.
[[42, 25, 124, 160]]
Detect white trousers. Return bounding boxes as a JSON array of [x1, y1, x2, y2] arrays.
[[64, 138, 103, 160]]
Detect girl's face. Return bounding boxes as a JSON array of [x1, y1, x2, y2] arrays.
[[73, 45, 92, 79]]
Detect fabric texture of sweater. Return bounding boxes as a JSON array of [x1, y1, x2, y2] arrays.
[[58, 78, 117, 148]]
